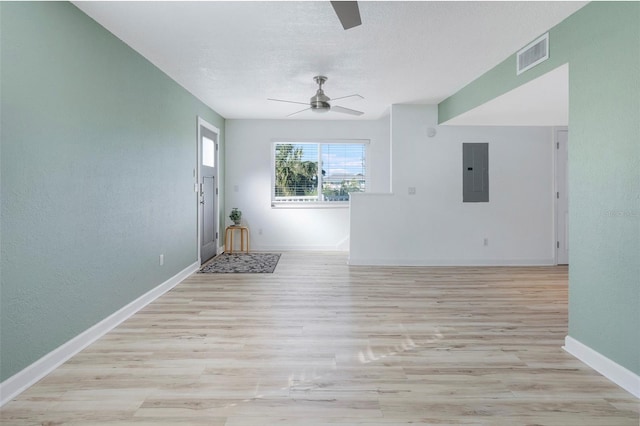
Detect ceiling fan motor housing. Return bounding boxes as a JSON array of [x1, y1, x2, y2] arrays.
[[310, 89, 330, 112], [311, 75, 331, 112]]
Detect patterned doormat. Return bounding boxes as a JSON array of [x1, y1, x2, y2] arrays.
[[199, 253, 281, 273]]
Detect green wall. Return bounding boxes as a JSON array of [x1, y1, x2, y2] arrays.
[[439, 2, 640, 375], [0, 2, 225, 381]]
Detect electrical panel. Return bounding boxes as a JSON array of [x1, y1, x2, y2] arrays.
[[463, 143, 489, 202]]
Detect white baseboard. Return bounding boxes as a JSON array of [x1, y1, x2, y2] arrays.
[[563, 335, 640, 398], [347, 257, 556, 266], [0, 261, 200, 407], [250, 245, 348, 252]]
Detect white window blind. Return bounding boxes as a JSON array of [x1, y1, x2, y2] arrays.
[[272, 141, 368, 206]]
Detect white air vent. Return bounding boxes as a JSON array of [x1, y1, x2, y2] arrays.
[[517, 32, 549, 75]]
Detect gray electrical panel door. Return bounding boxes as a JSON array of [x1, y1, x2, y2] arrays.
[[463, 143, 489, 202]]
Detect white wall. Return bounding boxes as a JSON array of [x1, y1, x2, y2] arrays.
[[350, 104, 555, 265], [225, 118, 390, 251]]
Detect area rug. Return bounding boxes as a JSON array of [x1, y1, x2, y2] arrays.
[[199, 252, 281, 273]]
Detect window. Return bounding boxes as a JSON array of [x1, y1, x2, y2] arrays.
[[272, 141, 368, 206], [202, 136, 214, 167]]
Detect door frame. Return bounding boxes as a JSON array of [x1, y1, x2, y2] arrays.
[[196, 116, 220, 264], [554, 127, 569, 265]]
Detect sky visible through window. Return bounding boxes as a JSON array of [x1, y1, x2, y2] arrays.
[[294, 143, 365, 178]]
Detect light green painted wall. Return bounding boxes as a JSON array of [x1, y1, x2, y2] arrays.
[[0, 2, 225, 381], [439, 2, 640, 375]]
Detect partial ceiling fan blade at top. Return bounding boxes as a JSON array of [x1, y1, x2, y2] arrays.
[[331, 105, 364, 116], [330, 1, 362, 30], [267, 98, 309, 106]]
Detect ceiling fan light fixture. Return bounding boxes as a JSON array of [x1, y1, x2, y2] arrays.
[[311, 105, 330, 113]]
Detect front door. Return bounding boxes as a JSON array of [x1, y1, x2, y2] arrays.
[[199, 124, 218, 264]]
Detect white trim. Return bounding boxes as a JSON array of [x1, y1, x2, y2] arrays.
[[196, 117, 221, 264], [347, 257, 555, 266], [564, 336, 640, 398], [554, 126, 569, 265], [553, 127, 559, 265], [0, 261, 199, 407], [251, 244, 349, 252], [271, 202, 349, 209], [271, 138, 371, 145]]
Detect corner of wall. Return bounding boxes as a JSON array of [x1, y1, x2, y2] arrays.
[[564, 335, 640, 398]]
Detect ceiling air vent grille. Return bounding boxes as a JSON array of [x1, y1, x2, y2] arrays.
[[517, 32, 549, 75]]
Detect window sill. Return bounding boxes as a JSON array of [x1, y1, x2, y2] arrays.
[[271, 202, 349, 209]]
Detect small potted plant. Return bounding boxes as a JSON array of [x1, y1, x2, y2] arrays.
[[229, 208, 242, 226]]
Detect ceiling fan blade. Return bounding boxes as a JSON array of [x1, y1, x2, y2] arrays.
[[330, 94, 364, 102], [287, 107, 312, 117], [330, 1, 362, 30], [331, 105, 364, 116], [268, 98, 309, 106]]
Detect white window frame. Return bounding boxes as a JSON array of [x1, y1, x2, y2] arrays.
[[271, 139, 370, 208]]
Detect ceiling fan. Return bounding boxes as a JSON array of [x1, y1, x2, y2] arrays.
[[330, 1, 362, 30], [268, 76, 364, 117]]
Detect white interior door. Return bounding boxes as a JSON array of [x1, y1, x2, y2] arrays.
[[556, 128, 569, 265]]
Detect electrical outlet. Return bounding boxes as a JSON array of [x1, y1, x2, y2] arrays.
[[483, 238, 489, 247], [408, 187, 416, 195], [159, 254, 164, 266], [258, 228, 263, 235]]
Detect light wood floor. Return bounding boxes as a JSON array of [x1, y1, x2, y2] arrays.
[[1, 252, 638, 425]]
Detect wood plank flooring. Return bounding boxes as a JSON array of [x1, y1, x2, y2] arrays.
[[1, 252, 638, 425]]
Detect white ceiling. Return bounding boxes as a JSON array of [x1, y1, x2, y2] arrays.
[[74, 1, 586, 121]]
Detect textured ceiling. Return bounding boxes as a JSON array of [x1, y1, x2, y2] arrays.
[[74, 1, 586, 121]]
